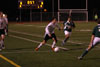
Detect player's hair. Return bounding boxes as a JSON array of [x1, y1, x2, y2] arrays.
[[0, 11, 3, 18], [50, 17, 57, 22], [0, 11, 2, 15], [67, 16, 72, 20], [97, 19, 100, 24]]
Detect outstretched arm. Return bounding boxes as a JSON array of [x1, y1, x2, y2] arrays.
[[56, 23, 61, 30]]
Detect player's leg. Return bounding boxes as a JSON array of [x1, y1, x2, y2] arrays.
[[35, 40, 46, 51], [35, 34, 49, 51], [62, 31, 71, 45], [0, 31, 2, 51], [0, 37, 2, 51], [51, 33, 57, 51], [0, 34, 5, 49], [5, 24, 8, 35], [0, 29, 5, 50], [0, 35, 5, 51], [78, 37, 99, 60]]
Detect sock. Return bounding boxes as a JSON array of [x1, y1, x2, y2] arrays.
[[0, 41, 1, 49], [1, 40, 4, 47], [81, 49, 88, 58], [63, 37, 69, 43], [37, 43, 43, 48], [52, 41, 56, 48]]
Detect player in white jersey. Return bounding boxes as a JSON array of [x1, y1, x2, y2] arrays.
[[0, 11, 7, 51], [35, 17, 61, 51], [3, 14, 8, 35]]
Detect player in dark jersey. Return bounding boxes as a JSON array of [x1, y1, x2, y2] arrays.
[[61, 17, 75, 45], [78, 19, 100, 60]]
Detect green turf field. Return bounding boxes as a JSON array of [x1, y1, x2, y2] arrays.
[[1, 22, 100, 67]]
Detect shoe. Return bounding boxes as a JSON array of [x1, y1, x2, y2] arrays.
[[51, 47, 55, 51], [2, 47, 5, 49], [2, 45, 5, 49], [61, 41, 65, 46], [78, 56, 83, 60], [35, 48, 39, 51]]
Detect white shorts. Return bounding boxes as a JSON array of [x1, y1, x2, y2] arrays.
[[92, 37, 100, 46], [64, 31, 71, 36]]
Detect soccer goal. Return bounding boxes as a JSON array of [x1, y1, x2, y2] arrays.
[[58, 0, 88, 22]]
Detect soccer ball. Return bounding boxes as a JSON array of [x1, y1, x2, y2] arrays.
[[54, 47, 59, 52]]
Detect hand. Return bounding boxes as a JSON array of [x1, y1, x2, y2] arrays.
[[59, 28, 61, 31], [48, 34, 52, 37], [68, 26, 71, 29]]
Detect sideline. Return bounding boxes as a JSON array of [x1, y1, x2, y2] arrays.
[[0, 54, 21, 67]]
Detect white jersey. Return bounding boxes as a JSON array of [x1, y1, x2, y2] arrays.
[[4, 17, 8, 24], [45, 22, 60, 34], [0, 18, 6, 29]]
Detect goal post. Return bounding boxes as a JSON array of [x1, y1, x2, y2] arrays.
[[58, 0, 88, 22]]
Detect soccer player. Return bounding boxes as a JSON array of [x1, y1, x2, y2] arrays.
[[61, 17, 75, 45], [78, 19, 100, 60], [0, 12, 6, 51], [35, 17, 61, 51], [3, 14, 8, 35]]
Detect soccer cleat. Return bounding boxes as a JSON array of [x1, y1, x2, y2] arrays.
[[61, 41, 65, 46], [51, 47, 55, 51], [78, 56, 83, 60], [2, 45, 5, 49], [2, 47, 5, 49], [35, 48, 39, 51]]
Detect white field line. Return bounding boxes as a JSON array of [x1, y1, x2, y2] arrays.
[[9, 35, 69, 50], [16, 24, 46, 28], [9, 30, 84, 45], [15, 24, 92, 32], [1, 50, 53, 54], [75, 29, 92, 32]]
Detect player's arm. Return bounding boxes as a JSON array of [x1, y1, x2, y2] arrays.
[[3, 19, 7, 28], [87, 27, 96, 50], [87, 35, 95, 50], [61, 21, 66, 30], [90, 35, 95, 44], [56, 23, 61, 30], [61, 23, 64, 30], [71, 21, 76, 29], [46, 25, 52, 37]]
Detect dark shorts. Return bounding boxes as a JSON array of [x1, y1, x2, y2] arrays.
[[44, 33, 57, 42], [0, 29, 5, 36]]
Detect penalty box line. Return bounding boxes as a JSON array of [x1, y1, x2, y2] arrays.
[[0, 54, 21, 67]]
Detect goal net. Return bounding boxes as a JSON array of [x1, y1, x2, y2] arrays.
[[58, 9, 88, 22], [58, 0, 88, 22]]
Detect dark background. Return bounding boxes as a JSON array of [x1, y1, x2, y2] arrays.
[[0, 0, 100, 21]]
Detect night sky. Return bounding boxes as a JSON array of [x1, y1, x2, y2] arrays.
[[0, 0, 100, 21]]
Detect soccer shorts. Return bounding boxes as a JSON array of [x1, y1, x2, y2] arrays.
[[44, 33, 57, 42], [64, 30, 71, 36], [0, 29, 5, 36], [92, 37, 100, 46]]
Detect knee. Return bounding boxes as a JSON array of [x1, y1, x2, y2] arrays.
[[55, 40, 57, 43], [42, 41, 46, 45], [54, 39, 57, 43]]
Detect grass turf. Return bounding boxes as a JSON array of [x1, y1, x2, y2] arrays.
[[0, 22, 100, 67]]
